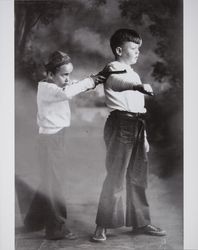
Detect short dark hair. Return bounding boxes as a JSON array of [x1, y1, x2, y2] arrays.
[[45, 50, 71, 74], [110, 29, 142, 56]]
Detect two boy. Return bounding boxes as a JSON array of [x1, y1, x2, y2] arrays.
[[25, 28, 166, 241]]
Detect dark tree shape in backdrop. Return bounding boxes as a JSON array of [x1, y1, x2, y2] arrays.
[[15, 0, 73, 74], [15, 0, 106, 66]]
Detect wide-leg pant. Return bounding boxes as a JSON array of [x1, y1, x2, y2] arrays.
[[24, 128, 69, 237], [96, 111, 151, 228]]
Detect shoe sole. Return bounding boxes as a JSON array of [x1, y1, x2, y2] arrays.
[[145, 231, 167, 236], [132, 230, 166, 237], [91, 236, 107, 242]]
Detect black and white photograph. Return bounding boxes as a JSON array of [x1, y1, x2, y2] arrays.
[[0, 0, 193, 249], [14, 0, 183, 249]]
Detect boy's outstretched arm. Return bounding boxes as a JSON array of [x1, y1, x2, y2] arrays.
[[39, 75, 105, 102], [62, 75, 105, 99], [99, 64, 154, 96], [133, 84, 154, 96]]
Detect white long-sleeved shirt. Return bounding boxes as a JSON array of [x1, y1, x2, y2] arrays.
[[104, 61, 146, 113], [37, 78, 95, 134]]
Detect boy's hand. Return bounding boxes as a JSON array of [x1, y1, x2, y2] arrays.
[[97, 65, 112, 78], [90, 74, 106, 86], [134, 84, 154, 96]]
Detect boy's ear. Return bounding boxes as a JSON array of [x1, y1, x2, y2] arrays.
[[46, 72, 55, 83], [48, 72, 54, 79], [115, 47, 122, 56]]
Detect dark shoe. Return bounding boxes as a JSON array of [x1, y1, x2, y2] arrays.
[[91, 226, 107, 242], [132, 224, 166, 236]]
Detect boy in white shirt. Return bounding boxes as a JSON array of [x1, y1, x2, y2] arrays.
[[92, 29, 166, 242], [24, 50, 105, 240]]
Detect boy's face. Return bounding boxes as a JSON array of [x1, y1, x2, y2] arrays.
[[116, 41, 141, 65], [52, 63, 73, 88]]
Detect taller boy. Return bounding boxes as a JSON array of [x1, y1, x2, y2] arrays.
[[93, 29, 166, 241]]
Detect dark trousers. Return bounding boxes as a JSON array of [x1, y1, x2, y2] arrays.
[[24, 128, 69, 238], [96, 111, 151, 228]]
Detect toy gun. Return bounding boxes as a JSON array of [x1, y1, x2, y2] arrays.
[[97, 69, 127, 78]]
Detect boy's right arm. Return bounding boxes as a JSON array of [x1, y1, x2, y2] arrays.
[[40, 76, 105, 102], [102, 64, 153, 96], [133, 84, 154, 96], [108, 73, 154, 96], [63, 77, 95, 99], [63, 75, 105, 99]]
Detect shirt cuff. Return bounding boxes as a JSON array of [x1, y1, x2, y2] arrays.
[[87, 76, 96, 89]]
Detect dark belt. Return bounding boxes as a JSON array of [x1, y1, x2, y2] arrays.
[[111, 110, 146, 119]]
